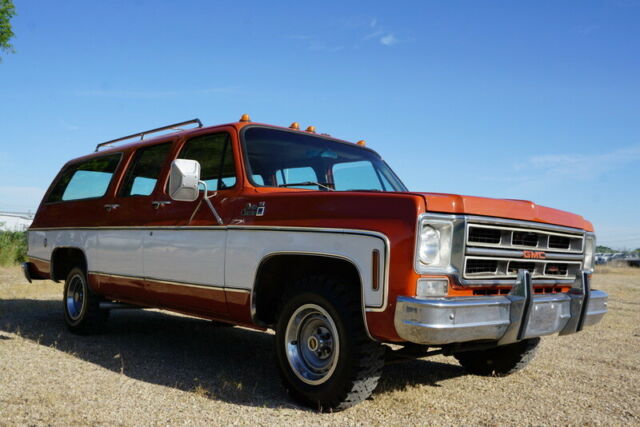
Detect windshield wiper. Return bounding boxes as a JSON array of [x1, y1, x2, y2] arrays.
[[279, 182, 335, 191]]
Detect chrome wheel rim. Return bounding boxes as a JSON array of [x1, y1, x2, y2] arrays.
[[285, 303, 339, 385], [66, 274, 85, 321]]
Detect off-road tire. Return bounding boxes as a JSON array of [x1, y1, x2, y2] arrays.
[[454, 338, 541, 376], [274, 275, 385, 412], [63, 267, 109, 334]]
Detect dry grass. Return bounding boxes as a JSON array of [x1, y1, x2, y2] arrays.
[[1, 265, 638, 426]]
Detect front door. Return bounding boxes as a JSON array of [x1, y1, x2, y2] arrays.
[[142, 130, 238, 316]]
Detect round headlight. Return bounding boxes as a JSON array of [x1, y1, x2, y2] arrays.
[[419, 225, 440, 264]]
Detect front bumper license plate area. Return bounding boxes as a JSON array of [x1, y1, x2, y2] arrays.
[[395, 270, 607, 346]]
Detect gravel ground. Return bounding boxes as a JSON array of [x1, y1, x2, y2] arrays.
[[0, 265, 638, 426]]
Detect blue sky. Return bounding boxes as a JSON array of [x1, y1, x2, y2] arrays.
[[1, 1, 639, 249]]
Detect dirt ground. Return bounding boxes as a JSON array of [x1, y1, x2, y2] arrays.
[[0, 266, 638, 426]]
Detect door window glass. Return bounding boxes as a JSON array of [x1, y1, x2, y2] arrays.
[[46, 153, 121, 202], [177, 133, 236, 190], [120, 143, 172, 197]]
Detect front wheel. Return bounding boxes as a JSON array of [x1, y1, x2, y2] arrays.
[[454, 338, 541, 376], [63, 267, 109, 334], [274, 276, 385, 412]]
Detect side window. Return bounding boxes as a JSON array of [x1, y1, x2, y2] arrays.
[[332, 160, 384, 191], [120, 143, 172, 197], [46, 154, 121, 202], [178, 133, 236, 190]]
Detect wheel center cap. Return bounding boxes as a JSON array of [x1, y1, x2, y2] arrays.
[[307, 336, 319, 351]]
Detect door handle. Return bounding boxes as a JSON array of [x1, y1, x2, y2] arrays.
[[104, 204, 120, 212], [152, 200, 172, 209]]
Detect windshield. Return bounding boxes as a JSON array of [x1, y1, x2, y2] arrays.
[[242, 127, 407, 192]]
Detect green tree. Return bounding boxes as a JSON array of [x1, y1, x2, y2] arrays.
[[596, 245, 614, 253], [0, 0, 16, 61]]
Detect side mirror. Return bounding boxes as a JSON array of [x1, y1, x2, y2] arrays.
[[169, 159, 201, 202]]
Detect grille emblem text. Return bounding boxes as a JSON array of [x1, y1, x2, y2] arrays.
[[523, 250, 546, 259]]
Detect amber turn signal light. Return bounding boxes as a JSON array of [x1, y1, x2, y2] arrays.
[[357, 140, 366, 146], [239, 114, 251, 122], [305, 126, 316, 133], [289, 122, 300, 130]]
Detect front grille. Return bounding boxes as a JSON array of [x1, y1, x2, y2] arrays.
[[549, 235, 571, 250], [468, 227, 501, 244], [545, 263, 569, 276], [466, 224, 583, 253], [512, 231, 539, 247], [466, 259, 498, 275], [463, 220, 585, 281], [508, 261, 536, 273]]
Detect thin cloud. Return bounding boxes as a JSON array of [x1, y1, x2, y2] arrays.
[[523, 145, 640, 181], [380, 33, 399, 46], [363, 29, 384, 41]]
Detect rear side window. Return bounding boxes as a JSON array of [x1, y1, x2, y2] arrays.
[[47, 154, 121, 202], [120, 143, 172, 197], [178, 133, 236, 190]]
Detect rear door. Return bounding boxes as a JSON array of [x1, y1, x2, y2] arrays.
[[97, 142, 173, 303]]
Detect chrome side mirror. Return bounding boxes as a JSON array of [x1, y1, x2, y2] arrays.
[[169, 159, 201, 202]]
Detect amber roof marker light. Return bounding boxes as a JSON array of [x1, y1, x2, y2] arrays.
[[357, 140, 366, 146], [239, 114, 251, 122], [289, 122, 300, 130], [305, 125, 316, 133]]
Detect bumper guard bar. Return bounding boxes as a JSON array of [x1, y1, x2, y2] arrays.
[[395, 269, 607, 346]]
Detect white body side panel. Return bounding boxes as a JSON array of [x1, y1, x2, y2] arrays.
[[143, 229, 226, 286], [225, 228, 388, 310], [28, 229, 99, 272], [94, 230, 145, 277], [28, 226, 389, 311]]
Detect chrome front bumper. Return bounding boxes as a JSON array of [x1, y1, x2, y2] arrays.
[[395, 270, 608, 346]]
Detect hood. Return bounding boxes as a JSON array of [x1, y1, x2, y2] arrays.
[[420, 193, 593, 232]]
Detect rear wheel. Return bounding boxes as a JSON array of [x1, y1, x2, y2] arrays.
[[63, 267, 108, 334], [454, 338, 540, 376], [274, 275, 385, 412]]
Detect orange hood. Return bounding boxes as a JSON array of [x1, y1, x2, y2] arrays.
[[420, 193, 593, 232]]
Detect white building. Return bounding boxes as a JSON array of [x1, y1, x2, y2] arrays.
[[0, 212, 34, 232]]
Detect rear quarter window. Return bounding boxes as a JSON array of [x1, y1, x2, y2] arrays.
[[46, 153, 122, 203]]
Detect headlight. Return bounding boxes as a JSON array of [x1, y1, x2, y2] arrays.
[[583, 232, 596, 271], [418, 226, 440, 264], [415, 217, 454, 273]]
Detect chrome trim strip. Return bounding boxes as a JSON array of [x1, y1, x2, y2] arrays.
[[27, 255, 50, 263], [90, 271, 250, 293], [466, 247, 584, 261]]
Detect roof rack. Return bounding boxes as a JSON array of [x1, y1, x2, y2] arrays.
[[94, 118, 203, 152]]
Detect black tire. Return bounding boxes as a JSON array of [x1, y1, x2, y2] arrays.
[[274, 275, 385, 412], [63, 267, 109, 334], [454, 338, 541, 376]]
